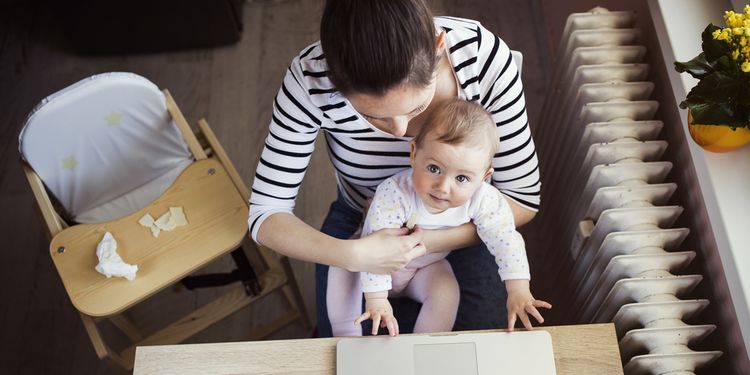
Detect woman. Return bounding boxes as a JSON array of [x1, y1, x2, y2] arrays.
[[249, 0, 540, 337]]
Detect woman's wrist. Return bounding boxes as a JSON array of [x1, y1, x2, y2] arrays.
[[332, 236, 361, 272]]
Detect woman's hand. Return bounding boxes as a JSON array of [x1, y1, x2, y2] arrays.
[[348, 226, 426, 274], [505, 279, 552, 332], [355, 293, 399, 336]]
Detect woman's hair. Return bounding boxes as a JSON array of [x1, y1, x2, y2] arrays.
[[320, 0, 438, 96], [414, 99, 499, 163]]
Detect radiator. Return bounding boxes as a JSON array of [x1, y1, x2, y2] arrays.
[[536, 8, 723, 374]]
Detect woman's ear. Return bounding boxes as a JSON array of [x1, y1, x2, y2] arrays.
[[435, 31, 446, 56]]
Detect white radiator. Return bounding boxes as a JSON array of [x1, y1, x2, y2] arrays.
[[537, 8, 723, 374]]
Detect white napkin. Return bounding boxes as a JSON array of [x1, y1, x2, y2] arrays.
[[94, 232, 138, 281]]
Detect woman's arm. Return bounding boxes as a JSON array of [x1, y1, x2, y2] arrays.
[[257, 212, 426, 274], [475, 27, 542, 213], [420, 194, 536, 253], [506, 196, 537, 226]]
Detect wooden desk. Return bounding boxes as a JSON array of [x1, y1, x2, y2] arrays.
[[133, 323, 623, 374]]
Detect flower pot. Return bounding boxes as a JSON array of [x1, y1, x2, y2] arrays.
[[687, 111, 750, 153]]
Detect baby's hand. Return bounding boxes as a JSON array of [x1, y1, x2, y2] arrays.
[[354, 294, 399, 336], [505, 279, 552, 332]]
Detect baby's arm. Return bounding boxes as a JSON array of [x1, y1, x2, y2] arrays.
[[472, 186, 551, 331], [357, 178, 412, 336]]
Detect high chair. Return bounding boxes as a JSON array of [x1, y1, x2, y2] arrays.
[[18, 72, 310, 369]]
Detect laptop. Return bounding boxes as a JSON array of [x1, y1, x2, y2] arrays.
[[336, 330, 556, 375]]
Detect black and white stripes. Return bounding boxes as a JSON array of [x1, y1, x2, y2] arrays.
[[249, 17, 541, 241]]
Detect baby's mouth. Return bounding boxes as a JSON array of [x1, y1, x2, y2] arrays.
[[429, 194, 448, 203]]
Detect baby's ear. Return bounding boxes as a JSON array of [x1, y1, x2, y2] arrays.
[[409, 140, 417, 166], [435, 31, 446, 56], [483, 166, 493, 181]]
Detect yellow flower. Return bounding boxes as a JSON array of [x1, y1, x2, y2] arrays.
[[727, 11, 746, 28], [721, 28, 732, 40], [742, 61, 750, 72], [734, 27, 745, 36], [733, 49, 740, 60], [711, 28, 727, 41]]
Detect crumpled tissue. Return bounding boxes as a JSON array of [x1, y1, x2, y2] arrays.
[[139, 206, 188, 237], [95, 232, 138, 281]]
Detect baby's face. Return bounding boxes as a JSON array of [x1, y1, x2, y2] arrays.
[[410, 136, 492, 213]]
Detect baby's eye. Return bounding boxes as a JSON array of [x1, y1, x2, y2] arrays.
[[456, 175, 470, 183], [427, 164, 440, 174]]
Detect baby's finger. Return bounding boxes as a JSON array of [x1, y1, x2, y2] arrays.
[[394, 318, 400, 336], [519, 310, 533, 330], [527, 305, 545, 324], [386, 318, 397, 336], [534, 299, 553, 310], [372, 314, 382, 335], [507, 312, 517, 332], [354, 312, 371, 325]]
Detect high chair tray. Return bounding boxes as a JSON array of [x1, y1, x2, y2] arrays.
[[49, 159, 248, 317]]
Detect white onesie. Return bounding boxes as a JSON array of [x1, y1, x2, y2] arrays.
[[360, 169, 531, 294]]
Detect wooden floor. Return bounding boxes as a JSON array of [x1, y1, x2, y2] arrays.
[[0, 0, 554, 373]]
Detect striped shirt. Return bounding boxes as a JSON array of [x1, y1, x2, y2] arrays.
[[249, 16, 541, 241]]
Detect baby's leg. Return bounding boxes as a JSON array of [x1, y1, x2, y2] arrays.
[[327, 266, 363, 336], [404, 259, 460, 333]]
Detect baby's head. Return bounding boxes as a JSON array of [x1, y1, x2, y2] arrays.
[[410, 99, 498, 213]]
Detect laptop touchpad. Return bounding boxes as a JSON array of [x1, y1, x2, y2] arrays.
[[413, 342, 479, 375]]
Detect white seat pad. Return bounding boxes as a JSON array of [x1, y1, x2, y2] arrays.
[[19, 72, 193, 223]]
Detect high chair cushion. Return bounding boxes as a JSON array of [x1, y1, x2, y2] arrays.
[[19, 72, 192, 223]]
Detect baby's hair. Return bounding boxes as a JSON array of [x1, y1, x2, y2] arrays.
[[320, 0, 438, 96], [414, 99, 498, 163]]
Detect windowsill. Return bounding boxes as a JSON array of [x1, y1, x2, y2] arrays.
[[650, 0, 750, 356]]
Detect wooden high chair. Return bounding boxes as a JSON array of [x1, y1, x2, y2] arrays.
[[18, 72, 310, 369]]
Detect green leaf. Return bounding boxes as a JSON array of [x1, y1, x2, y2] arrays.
[[683, 102, 735, 125], [738, 80, 750, 107], [702, 24, 729, 60], [674, 52, 716, 78], [687, 71, 742, 103]]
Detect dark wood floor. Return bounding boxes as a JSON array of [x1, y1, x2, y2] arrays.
[[0, 0, 559, 373]]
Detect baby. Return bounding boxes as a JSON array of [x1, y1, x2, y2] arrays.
[[353, 98, 551, 336]]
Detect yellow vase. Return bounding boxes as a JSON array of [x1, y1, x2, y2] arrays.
[[688, 111, 750, 153]]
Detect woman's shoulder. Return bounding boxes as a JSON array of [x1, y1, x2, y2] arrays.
[[436, 16, 512, 101], [288, 41, 331, 86], [435, 16, 509, 53], [285, 41, 367, 127], [293, 41, 325, 65], [434, 16, 482, 29], [434, 16, 499, 39]]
